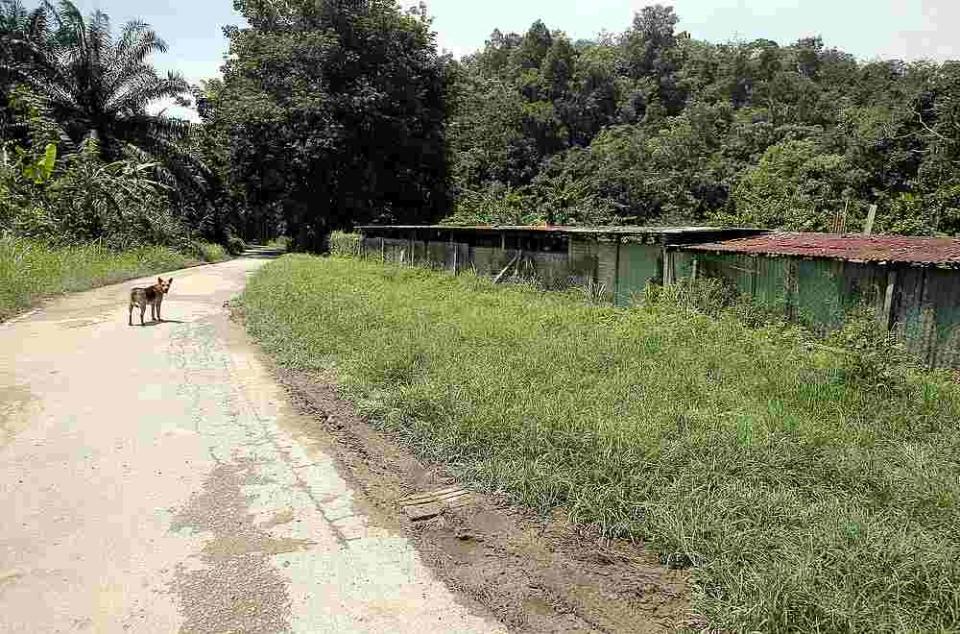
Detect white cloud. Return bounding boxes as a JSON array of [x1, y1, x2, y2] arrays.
[[881, 0, 960, 61], [146, 98, 200, 123]]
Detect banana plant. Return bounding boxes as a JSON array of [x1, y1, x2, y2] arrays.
[[1, 142, 57, 184]]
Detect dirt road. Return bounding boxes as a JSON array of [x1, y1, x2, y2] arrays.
[[0, 255, 503, 633]]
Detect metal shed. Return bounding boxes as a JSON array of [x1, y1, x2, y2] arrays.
[[356, 225, 766, 306], [679, 233, 960, 368]]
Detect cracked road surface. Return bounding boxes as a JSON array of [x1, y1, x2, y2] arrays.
[[0, 256, 503, 633]]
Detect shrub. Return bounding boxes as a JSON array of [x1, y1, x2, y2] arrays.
[[1, 139, 190, 249], [828, 305, 914, 390], [266, 236, 291, 251], [193, 242, 228, 263], [327, 231, 361, 256], [226, 235, 247, 255]]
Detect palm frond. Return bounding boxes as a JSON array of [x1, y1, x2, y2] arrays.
[[5, 0, 191, 165]]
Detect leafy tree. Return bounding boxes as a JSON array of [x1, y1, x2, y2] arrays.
[[207, 0, 450, 249], [726, 139, 857, 230]]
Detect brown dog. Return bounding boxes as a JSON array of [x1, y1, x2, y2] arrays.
[[129, 277, 173, 326]]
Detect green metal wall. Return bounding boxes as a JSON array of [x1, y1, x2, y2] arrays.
[[362, 232, 960, 369], [675, 250, 960, 369], [615, 242, 662, 306]]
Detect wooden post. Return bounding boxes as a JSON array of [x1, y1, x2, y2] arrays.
[[613, 239, 621, 305], [691, 256, 698, 282], [882, 269, 898, 330], [663, 248, 674, 286], [863, 204, 877, 236], [380, 237, 385, 262]]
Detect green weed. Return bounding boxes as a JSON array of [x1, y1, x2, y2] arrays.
[[327, 230, 361, 256], [0, 237, 199, 320], [241, 255, 960, 633], [192, 241, 229, 263]]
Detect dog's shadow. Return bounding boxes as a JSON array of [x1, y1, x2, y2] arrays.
[[133, 319, 186, 328]]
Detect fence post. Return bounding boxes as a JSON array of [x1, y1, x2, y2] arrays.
[[863, 204, 878, 236], [613, 239, 621, 306], [663, 247, 675, 286]]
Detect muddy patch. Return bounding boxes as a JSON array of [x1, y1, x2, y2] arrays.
[[0, 385, 38, 446], [276, 368, 696, 633], [170, 458, 313, 634]]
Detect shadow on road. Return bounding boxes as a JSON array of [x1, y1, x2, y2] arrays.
[[133, 319, 186, 328]]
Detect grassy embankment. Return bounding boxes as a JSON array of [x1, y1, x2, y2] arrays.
[[0, 237, 228, 321], [241, 254, 960, 633]]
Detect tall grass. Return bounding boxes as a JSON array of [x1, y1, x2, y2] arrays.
[[327, 230, 361, 256], [0, 237, 223, 320], [241, 255, 960, 633]]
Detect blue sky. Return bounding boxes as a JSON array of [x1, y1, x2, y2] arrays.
[[73, 0, 959, 119]]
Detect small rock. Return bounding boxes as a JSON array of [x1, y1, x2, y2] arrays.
[[404, 502, 443, 521]]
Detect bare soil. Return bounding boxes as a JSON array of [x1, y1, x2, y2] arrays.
[[274, 368, 697, 633]]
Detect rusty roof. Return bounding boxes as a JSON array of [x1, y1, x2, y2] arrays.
[[685, 232, 960, 266], [357, 225, 725, 234], [356, 224, 765, 236]]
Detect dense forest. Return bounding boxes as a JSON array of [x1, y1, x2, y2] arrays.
[[447, 6, 960, 235], [1, 0, 959, 253]]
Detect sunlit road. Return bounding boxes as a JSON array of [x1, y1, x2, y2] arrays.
[[0, 254, 501, 633]]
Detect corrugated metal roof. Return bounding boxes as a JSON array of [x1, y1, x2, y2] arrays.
[[685, 232, 960, 266], [356, 224, 761, 236]]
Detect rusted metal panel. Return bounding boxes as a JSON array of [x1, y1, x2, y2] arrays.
[[926, 269, 960, 368], [568, 237, 598, 286], [895, 268, 960, 368], [381, 238, 409, 263], [753, 256, 789, 311], [519, 252, 572, 289], [840, 262, 889, 321], [423, 241, 450, 269], [671, 250, 698, 281], [471, 246, 514, 276], [794, 259, 845, 330], [688, 232, 960, 266], [595, 241, 619, 302]]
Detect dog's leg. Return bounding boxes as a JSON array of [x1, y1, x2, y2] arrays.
[[151, 303, 156, 323], [156, 298, 162, 322], [128, 303, 134, 326], [140, 304, 147, 326]]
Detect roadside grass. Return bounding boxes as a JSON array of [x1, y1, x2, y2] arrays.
[[240, 254, 960, 633], [193, 241, 229, 263], [0, 237, 226, 321], [265, 235, 292, 251]]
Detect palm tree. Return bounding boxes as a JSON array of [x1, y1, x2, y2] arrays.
[[0, 0, 191, 160]]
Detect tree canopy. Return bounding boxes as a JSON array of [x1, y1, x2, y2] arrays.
[[445, 6, 960, 235], [202, 0, 450, 249], [1, 0, 191, 159], [3, 1, 959, 252]]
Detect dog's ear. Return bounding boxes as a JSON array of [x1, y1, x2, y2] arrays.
[[158, 277, 164, 283]]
